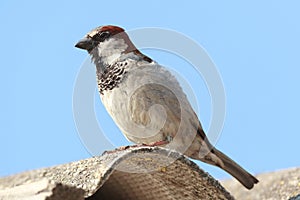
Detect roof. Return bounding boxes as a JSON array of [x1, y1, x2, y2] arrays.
[[0, 146, 234, 200], [222, 167, 300, 200]]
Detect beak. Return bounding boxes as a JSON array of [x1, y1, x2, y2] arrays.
[[75, 37, 94, 51]]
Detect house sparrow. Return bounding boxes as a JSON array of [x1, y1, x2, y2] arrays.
[[75, 25, 258, 189]]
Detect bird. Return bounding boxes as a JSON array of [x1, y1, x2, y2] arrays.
[[75, 25, 259, 189]]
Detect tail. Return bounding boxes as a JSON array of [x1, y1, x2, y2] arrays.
[[213, 148, 259, 189]]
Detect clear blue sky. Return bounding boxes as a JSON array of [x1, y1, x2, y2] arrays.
[[1, 1, 299, 180]]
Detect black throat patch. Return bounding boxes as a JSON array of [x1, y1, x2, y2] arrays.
[[97, 61, 128, 94]]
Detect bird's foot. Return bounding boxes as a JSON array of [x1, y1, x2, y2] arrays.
[[146, 140, 170, 146], [124, 140, 170, 148], [102, 145, 131, 155], [132, 136, 172, 147], [101, 143, 153, 155], [102, 137, 172, 155]]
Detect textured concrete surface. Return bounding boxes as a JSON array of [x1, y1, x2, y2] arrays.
[[0, 178, 85, 200], [222, 167, 300, 200], [0, 146, 234, 200]]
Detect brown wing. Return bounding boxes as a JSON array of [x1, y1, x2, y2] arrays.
[[129, 83, 182, 140]]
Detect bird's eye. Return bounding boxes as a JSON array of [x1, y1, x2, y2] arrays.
[[94, 31, 110, 41]]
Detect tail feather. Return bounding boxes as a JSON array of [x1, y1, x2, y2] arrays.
[[213, 148, 259, 189]]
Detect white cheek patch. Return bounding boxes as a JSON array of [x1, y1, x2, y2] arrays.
[[98, 38, 128, 64]]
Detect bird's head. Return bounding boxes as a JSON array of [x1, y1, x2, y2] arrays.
[[75, 25, 138, 70]]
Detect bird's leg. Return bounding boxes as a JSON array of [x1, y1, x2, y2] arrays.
[[102, 136, 173, 155], [102, 145, 132, 155], [145, 140, 169, 146], [144, 135, 173, 147], [102, 143, 151, 155]]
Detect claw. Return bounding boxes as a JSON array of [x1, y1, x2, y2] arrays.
[[102, 137, 172, 155], [102, 145, 131, 155], [146, 140, 170, 147]]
